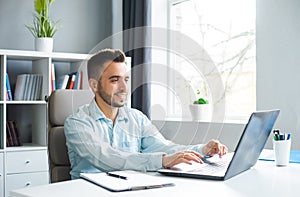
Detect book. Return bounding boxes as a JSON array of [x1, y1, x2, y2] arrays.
[[35, 75, 43, 100], [7, 120, 21, 146], [6, 121, 14, 147], [80, 170, 174, 192], [6, 73, 12, 101], [14, 74, 28, 100], [12, 120, 22, 146], [78, 71, 83, 89], [73, 72, 81, 89], [6, 135, 9, 147], [34, 74, 43, 100], [30, 75, 38, 100], [57, 75, 69, 89], [65, 73, 73, 89], [68, 74, 76, 89], [51, 63, 56, 92], [25, 75, 34, 100]]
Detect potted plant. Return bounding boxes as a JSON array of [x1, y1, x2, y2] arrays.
[[189, 89, 211, 121], [193, 89, 209, 105], [26, 0, 59, 52]]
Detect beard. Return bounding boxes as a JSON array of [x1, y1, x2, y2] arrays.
[[97, 82, 127, 108]]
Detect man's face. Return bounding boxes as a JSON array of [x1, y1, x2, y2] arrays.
[[97, 61, 129, 107]]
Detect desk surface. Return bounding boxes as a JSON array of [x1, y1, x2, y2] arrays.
[[11, 161, 300, 197]]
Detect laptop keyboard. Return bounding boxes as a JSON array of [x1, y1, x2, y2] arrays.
[[190, 158, 230, 173], [171, 153, 233, 175]]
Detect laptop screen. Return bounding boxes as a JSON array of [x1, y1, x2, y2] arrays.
[[224, 110, 280, 180]]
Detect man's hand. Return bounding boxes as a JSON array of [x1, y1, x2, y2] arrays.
[[161, 140, 228, 169], [202, 139, 228, 157], [162, 150, 204, 169]]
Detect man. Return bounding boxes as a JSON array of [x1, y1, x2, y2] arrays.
[[64, 49, 227, 179]]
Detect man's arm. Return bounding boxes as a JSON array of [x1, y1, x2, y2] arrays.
[[137, 112, 227, 168]]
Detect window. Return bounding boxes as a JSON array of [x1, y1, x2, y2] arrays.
[[151, 0, 256, 121]]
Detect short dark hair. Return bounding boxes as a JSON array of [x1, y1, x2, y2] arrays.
[[87, 49, 126, 80]]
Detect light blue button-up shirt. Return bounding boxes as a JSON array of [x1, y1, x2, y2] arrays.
[[64, 99, 205, 179]]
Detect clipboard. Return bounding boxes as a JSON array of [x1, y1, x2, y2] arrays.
[[80, 170, 174, 192]]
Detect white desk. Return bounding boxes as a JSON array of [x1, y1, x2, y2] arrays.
[[10, 161, 300, 197]]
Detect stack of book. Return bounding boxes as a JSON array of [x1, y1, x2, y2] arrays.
[[14, 74, 43, 101], [57, 71, 82, 90], [6, 120, 22, 147]]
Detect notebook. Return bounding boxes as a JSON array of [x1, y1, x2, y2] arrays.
[[158, 109, 280, 181], [80, 170, 174, 192]]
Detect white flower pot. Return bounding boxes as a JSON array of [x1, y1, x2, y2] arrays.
[[189, 104, 211, 121], [35, 37, 53, 52]]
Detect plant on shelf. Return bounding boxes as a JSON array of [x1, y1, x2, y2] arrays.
[[189, 88, 210, 121], [26, 0, 58, 37], [26, 0, 59, 38], [26, 0, 59, 52]]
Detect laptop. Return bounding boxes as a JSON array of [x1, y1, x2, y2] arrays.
[[158, 109, 280, 181]]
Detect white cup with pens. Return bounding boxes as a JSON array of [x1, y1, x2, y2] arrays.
[[273, 130, 291, 166]]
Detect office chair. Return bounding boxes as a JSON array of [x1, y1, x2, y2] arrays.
[[48, 89, 94, 182]]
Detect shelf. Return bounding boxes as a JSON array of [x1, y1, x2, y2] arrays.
[[1, 49, 88, 196], [5, 143, 47, 152], [5, 101, 47, 105], [0, 49, 89, 62]]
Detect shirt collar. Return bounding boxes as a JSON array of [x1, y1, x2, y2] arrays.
[[117, 107, 129, 122], [88, 98, 129, 122]]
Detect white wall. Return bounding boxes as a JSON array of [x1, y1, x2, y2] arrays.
[[0, 0, 113, 53], [257, 0, 300, 149]]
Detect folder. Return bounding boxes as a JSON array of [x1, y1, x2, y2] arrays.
[[80, 170, 174, 192], [259, 149, 300, 163]]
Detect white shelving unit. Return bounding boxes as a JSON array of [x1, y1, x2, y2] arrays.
[[0, 49, 89, 197], [0, 151, 3, 197]]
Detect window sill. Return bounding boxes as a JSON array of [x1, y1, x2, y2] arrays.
[[151, 117, 248, 124]]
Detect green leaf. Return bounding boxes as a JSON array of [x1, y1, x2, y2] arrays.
[[34, 0, 47, 14], [197, 98, 208, 104]]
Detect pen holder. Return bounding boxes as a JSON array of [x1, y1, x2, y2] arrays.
[[273, 139, 291, 166]]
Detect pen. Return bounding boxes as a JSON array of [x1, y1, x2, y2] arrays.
[[130, 183, 175, 191], [273, 129, 280, 135], [273, 130, 280, 141], [106, 172, 127, 180]]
